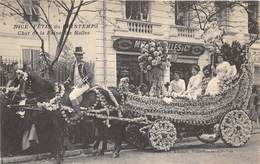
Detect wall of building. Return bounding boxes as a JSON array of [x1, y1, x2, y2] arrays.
[[0, 1, 260, 87]]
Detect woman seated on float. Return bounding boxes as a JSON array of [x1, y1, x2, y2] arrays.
[[201, 65, 212, 95], [181, 65, 203, 99], [205, 54, 237, 96], [168, 71, 186, 97]]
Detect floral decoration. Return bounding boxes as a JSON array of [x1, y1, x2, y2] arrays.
[[139, 40, 170, 73], [16, 70, 29, 81], [148, 120, 177, 151], [37, 83, 65, 111], [122, 64, 253, 126]]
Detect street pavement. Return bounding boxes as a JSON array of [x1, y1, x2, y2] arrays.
[[21, 133, 260, 164]]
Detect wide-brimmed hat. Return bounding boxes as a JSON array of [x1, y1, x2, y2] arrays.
[[74, 46, 85, 55]]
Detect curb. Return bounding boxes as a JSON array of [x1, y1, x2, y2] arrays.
[[2, 144, 130, 164], [2, 132, 259, 163]]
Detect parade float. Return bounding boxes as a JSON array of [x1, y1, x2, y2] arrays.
[[1, 40, 254, 153]]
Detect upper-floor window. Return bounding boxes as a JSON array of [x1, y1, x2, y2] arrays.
[[248, 1, 259, 34], [125, 0, 149, 21], [22, 0, 40, 22], [175, 1, 193, 27], [215, 1, 229, 28]]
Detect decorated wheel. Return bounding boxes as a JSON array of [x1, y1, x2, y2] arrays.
[[220, 110, 253, 147], [125, 124, 148, 149], [148, 120, 177, 151], [196, 124, 220, 144]]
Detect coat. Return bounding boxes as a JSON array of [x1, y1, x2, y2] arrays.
[[66, 60, 94, 87]]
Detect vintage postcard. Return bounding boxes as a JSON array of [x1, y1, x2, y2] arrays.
[[0, 0, 259, 164]]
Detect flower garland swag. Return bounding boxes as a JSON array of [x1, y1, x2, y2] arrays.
[[122, 64, 253, 126], [37, 83, 65, 111], [139, 40, 170, 97], [60, 87, 150, 125], [57, 86, 146, 125]]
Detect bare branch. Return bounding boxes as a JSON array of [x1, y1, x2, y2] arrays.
[[0, 2, 23, 17], [36, 3, 59, 42], [81, 0, 98, 7], [56, 0, 69, 11], [51, 1, 83, 68], [194, 5, 204, 30]]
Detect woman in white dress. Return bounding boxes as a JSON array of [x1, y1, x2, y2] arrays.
[[182, 65, 203, 99], [168, 71, 186, 97], [205, 55, 237, 96]]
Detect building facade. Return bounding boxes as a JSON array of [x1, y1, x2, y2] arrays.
[[0, 0, 260, 87]]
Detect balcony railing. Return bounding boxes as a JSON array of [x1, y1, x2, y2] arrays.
[[115, 19, 162, 35], [177, 26, 196, 38], [171, 25, 198, 38], [127, 20, 153, 33]]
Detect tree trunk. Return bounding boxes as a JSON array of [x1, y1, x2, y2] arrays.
[[149, 67, 164, 97]]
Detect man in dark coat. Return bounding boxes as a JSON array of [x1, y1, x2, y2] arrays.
[[64, 46, 94, 120]]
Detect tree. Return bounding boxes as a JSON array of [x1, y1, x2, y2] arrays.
[[168, 0, 259, 72], [0, 0, 97, 78], [168, 1, 259, 50]]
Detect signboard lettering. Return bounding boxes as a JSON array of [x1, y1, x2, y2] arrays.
[[113, 38, 205, 56]]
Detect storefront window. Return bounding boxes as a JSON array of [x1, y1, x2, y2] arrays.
[[125, 0, 149, 21], [175, 1, 193, 27], [117, 54, 149, 87], [248, 1, 259, 34]]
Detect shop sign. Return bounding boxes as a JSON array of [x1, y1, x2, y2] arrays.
[[113, 38, 205, 56]]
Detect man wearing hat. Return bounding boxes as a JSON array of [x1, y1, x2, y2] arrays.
[[65, 46, 94, 120]]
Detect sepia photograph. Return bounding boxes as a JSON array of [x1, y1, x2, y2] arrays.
[[0, 0, 259, 164]]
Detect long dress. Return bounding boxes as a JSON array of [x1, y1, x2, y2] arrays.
[[205, 61, 237, 96], [183, 72, 203, 99], [168, 79, 186, 97]]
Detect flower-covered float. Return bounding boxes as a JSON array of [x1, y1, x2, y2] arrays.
[[122, 41, 254, 151]]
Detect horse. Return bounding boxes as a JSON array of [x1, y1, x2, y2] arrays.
[[0, 82, 66, 161], [0, 91, 23, 156], [19, 72, 127, 159]]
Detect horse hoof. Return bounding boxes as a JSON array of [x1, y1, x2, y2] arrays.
[[92, 150, 98, 156], [97, 151, 105, 156], [112, 152, 120, 158]]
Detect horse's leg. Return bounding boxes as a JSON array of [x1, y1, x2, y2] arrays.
[[112, 124, 125, 158], [92, 122, 102, 156], [51, 114, 65, 163], [97, 136, 107, 156], [92, 136, 100, 156]]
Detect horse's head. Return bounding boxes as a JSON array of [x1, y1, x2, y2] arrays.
[[17, 71, 57, 102]]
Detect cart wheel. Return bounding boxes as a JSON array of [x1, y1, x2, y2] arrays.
[[148, 120, 177, 151], [197, 124, 220, 144], [125, 124, 148, 149], [220, 110, 253, 147]]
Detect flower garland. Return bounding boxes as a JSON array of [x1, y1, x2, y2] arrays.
[[37, 83, 65, 111], [16, 70, 29, 81], [59, 87, 126, 125]]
